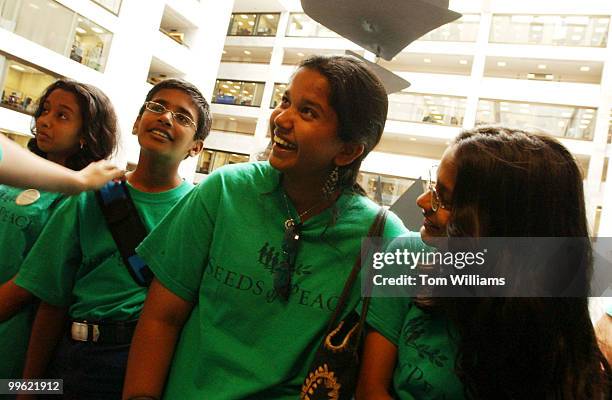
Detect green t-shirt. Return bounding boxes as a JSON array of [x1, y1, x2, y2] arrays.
[[16, 181, 193, 322], [136, 161, 410, 399], [0, 186, 63, 378], [367, 294, 465, 400]]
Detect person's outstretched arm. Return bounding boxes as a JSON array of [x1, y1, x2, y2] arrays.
[[356, 330, 398, 400], [123, 278, 194, 399], [0, 135, 123, 194]]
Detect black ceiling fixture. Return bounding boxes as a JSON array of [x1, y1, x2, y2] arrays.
[[301, 0, 461, 93]]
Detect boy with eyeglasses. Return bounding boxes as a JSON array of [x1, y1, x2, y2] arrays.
[[14, 79, 211, 399]]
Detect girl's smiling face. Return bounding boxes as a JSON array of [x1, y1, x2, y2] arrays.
[[268, 67, 345, 179]]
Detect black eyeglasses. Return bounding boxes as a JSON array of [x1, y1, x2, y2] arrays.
[[144, 101, 196, 128], [275, 219, 301, 301]]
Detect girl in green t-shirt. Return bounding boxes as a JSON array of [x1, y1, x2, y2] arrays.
[[122, 55, 410, 399], [358, 127, 611, 399], [0, 79, 120, 378]]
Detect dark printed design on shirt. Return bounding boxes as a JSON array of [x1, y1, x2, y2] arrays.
[[257, 241, 312, 276], [402, 314, 449, 367]]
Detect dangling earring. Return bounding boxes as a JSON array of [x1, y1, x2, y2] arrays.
[[322, 165, 339, 198], [79, 141, 84, 150]]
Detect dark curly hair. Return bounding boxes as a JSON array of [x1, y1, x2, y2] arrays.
[[29, 79, 119, 170]]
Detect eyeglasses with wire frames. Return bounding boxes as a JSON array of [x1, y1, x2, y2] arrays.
[[424, 167, 451, 213], [274, 219, 301, 301], [144, 101, 196, 129]]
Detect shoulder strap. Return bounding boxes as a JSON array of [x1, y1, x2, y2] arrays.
[[95, 180, 153, 286], [325, 208, 388, 332]]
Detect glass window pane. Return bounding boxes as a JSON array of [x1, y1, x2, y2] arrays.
[[270, 83, 287, 108], [255, 14, 279, 36], [211, 116, 256, 135], [14, 0, 74, 55], [286, 13, 338, 37], [213, 79, 264, 107], [228, 14, 257, 36], [476, 99, 596, 140], [197, 149, 249, 174], [490, 14, 609, 47], [72, 17, 112, 71], [90, 0, 121, 15], [419, 14, 480, 42], [357, 172, 416, 207], [4, 1, 113, 72], [0, 55, 59, 115], [387, 93, 466, 126]]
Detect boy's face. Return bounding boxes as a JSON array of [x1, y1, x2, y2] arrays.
[[133, 88, 203, 162]]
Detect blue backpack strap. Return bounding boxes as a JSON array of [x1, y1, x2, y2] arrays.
[[95, 180, 153, 286]]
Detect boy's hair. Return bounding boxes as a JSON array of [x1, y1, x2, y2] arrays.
[[139, 79, 212, 141], [29, 79, 119, 171]]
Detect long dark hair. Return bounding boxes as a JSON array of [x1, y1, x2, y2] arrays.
[[426, 126, 611, 399], [298, 55, 388, 195], [29, 79, 118, 170]]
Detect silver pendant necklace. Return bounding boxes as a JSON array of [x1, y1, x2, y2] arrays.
[[282, 192, 325, 229]]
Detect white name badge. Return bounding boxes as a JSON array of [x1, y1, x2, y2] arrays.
[[16, 189, 41, 206]]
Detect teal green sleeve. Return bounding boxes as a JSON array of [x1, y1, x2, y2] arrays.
[[366, 232, 426, 345], [382, 210, 411, 238], [15, 196, 81, 306], [137, 173, 220, 303]]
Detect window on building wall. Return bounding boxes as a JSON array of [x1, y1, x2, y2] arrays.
[[211, 115, 257, 135], [357, 172, 415, 207], [387, 92, 466, 126], [213, 79, 265, 107], [608, 110, 612, 144], [0, 0, 112, 72], [419, 14, 480, 42], [90, 0, 122, 15], [490, 14, 609, 47], [286, 13, 339, 37], [270, 83, 287, 108], [0, 54, 59, 116], [146, 57, 185, 86], [196, 149, 250, 174], [477, 99, 596, 140], [221, 46, 273, 64], [71, 17, 112, 72], [159, 6, 197, 48], [483, 57, 603, 84], [227, 13, 279, 36]]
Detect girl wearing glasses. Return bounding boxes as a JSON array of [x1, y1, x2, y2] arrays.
[[357, 126, 611, 399], [0, 79, 120, 379], [15, 79, 211, 398], [123, 55, 413, 399]]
